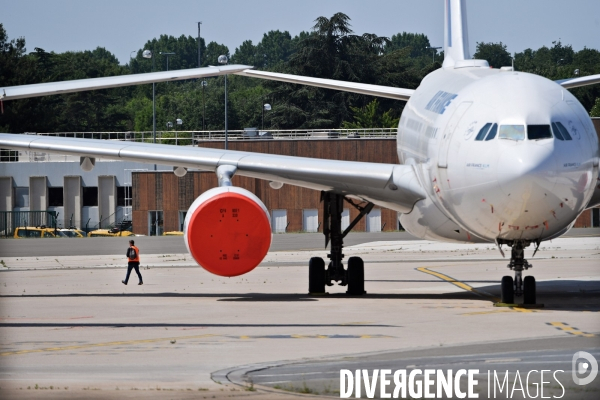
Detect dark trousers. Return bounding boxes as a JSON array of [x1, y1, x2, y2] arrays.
[[124, 262, 142, 284]]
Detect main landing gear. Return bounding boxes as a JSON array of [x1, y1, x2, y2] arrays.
[[499, 240, 537, 305], [308, 192, 373, 296]]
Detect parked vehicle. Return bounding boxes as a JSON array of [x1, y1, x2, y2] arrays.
[[163, 231, 184, 236], [13, 226, 57, 238], [88, 228, 134, 237], [56, 228, 87, 238]]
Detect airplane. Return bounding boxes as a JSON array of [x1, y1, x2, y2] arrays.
[[1, 0, 599, 305]]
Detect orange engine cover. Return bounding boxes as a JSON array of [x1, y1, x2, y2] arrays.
[[184, 187, 272, 277]]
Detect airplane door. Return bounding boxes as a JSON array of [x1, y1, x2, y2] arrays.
[[438, 102, 472, 168]]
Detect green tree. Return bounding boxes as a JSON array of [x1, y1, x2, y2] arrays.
[[256, 30, 294, 69], [385, 32, 431, 58], [590, 98, 600, 117], [342, 99, 399, 128], [130, 34, 205, 72], [203, 42, 229, 66], [232, 40, 259, 66], [473, 42, 512, 68]]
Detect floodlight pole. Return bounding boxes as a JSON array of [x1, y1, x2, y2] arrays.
[[197, 22, 202, 68], [218, 55, 228, 149]]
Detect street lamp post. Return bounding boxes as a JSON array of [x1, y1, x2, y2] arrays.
[[142, 50, 156, 144], [129, 50, 136, 72], [426, 46, 442, 64], [201, 80, 207, 130], [262, 103, 271, 130], [160, 52, 176, 71], [218, 55, 228, 149]]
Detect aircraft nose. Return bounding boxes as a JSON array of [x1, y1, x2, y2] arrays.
[[496, 142, 558, 205]]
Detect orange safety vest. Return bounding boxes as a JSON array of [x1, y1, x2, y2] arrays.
[[128, 245, 140, 262]]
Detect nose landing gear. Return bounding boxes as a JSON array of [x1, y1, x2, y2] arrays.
[[499, 240, 537, 305]]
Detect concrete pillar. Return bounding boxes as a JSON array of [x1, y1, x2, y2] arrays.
[[98, 175, 116, 227], [29, 176, 47, 211], [0, 177, 13, 212], [64, 176, 82, 229]]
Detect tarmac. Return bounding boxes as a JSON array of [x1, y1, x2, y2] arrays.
[[0, 231, 599, 399]]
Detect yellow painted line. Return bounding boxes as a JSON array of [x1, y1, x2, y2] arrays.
[[416, 266, 501, 302], [0, 333, 218, 357], [548, 322, 595, 338], [0, 333, 392, 357], [461, 308, 540, 316]]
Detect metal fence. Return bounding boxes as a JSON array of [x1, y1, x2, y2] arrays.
[[28, 128, 397, 145], [0, 211, 58, 238]]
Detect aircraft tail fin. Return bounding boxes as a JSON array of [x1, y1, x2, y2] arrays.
[[442, 0, 470, 68]]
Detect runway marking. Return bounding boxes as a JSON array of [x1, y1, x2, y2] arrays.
[[235, 334, 391, 340], [0, 333, 390, 357], [461, 308, 540, 316], [416, 266, 500, 302], [0, 334, 218, 357], [547, 322, 595, 338]]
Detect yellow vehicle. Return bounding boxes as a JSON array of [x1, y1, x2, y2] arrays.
[[56, 228, 87, 238], [163, 231, 184, 236], [88, 228, 134, 238], [13, 226, 57, 238]]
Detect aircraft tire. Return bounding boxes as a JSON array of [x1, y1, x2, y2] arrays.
[[501, 276, 514, 304], [523, 276, 536, 304], [308, 257, 326, 294], [347, 256, 365, 295]]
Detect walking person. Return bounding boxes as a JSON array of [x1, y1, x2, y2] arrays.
[[122, 239, 143, 285]]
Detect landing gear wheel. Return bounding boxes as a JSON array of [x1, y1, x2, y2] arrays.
[[308, 257, 326, 294], [523, 276, 536, 304], [347, 256, 365, 295], [501, 276, 514, 304]]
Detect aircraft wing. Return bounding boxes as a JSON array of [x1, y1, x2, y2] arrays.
[[556, 73, 600, 89], [0, 133, 425, 213], [0, 65, 252, 101], [235, 69, 414, 101]]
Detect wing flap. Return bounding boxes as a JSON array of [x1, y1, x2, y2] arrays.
[[0, 133, 425, 213], [235, 69, 414, 101], [0, 65, 252, 101]]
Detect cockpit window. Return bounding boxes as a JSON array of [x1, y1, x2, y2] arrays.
[[475, 123, 492, 141], [499, 125, 525, 141], [484, 123, 498, 141], [527, 125, 552, 140], [552, 122, 572, 140], [551, 123, 565, 140]]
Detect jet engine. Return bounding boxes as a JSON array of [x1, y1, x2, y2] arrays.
[[183, 186, 272, 277]]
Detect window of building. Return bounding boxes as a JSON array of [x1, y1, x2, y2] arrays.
[[0, 149, 19, 162], [117, 186, 131, 207], [593, 208, 600, 228], [527, 125, 552, 140], [14, 187, 29, 207], [48, 187, 64, 207], [82, 187, 98, 207], [179, 211, 187, 231]]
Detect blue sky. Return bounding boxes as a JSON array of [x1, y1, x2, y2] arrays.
[[2, 0, 600, 65]]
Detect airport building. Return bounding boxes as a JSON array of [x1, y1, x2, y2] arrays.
[[1, 122, 600, 236]]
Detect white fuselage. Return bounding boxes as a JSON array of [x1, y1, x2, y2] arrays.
[[397, 66, 599, 244]]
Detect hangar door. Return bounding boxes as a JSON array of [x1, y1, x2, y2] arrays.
[[272, 209, 287, 233], [366, 209, 381, 232], [303, 209, 319, 232]]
